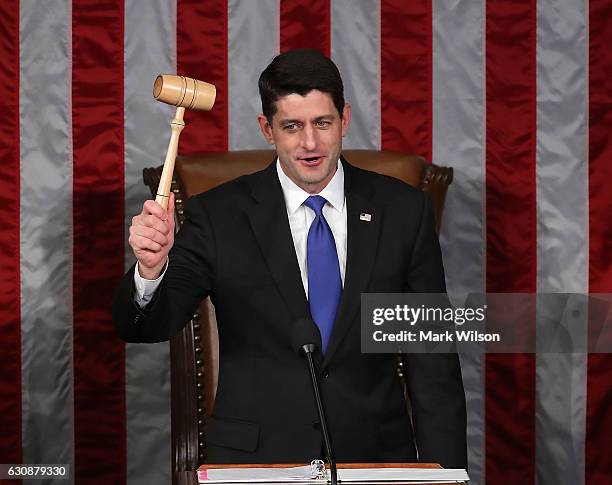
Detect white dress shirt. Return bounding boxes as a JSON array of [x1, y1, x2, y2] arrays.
[[276, 159, 347, 293], [134, 159, 347, 306]]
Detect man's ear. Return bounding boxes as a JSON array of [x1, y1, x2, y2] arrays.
[[341, 102, 352, 137], [257, 114, 275, 145]]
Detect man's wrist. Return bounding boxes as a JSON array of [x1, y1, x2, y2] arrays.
[[137, 261, 166, 280], [134, 258, 168, 308]]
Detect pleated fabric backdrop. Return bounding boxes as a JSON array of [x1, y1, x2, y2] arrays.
[[1, 1, 611, 484]]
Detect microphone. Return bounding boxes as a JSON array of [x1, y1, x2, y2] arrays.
[[292, 318, 338, 485]]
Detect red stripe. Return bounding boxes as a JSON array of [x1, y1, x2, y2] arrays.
[[587, 1, 612, 483], [0, 0, 21, 473], [485, 0, 537, 483], [280, 0, 330, 57], [381, 0, 432, 160], [72, 1, 126, 483], [177, 0, 228, 153]]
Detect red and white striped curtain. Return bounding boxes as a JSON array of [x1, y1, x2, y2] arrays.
[[1, 1, 611, 484]]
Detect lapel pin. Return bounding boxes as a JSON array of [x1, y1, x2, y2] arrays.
[[359, 213, 372, 222]]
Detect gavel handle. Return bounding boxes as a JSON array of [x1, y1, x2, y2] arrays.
[[156, 106, 186, 210]]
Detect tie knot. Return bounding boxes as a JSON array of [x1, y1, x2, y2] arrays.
[[303, 195, 327, 216]]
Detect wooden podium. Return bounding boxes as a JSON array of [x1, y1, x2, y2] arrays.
[[177, 463, 468, 485]]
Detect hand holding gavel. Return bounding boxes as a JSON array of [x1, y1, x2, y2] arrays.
[[129, 193, 176, 279], [128, 74, 215, 279]]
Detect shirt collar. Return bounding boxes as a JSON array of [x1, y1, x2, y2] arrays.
[[276, 158, 345, 214]]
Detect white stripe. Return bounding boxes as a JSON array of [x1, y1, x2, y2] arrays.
[[19, 1, 74, 481], [432, 2, 486, 484], [331, 0, 381, 149], [535, 0, 588, 483], [228, 0, 279, 150], [124, 1, 175, 483]]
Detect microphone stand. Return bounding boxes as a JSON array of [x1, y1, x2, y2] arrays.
[[301, 344, 338, 485]]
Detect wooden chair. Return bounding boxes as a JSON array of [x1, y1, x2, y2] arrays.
[[142, 149, 453, 483]]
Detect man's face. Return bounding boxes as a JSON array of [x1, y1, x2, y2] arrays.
[[258, 90, 351, 194]]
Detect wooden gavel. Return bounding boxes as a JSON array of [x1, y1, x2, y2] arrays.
[[153, 74, 216, 209]]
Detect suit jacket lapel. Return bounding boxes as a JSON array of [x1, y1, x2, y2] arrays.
[[323, 160, 381, 365], [245, 162, 310, 322]]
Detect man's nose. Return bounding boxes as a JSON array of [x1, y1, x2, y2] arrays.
[[300, 125, 317, 151]]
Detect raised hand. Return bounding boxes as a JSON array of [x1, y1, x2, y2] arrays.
[[129, 193, 176, 279]]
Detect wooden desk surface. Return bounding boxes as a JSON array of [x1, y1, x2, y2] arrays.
[[201, 463, 442, 469], [175, 462, 467, 485]]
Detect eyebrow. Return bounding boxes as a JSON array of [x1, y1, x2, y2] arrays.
[[278, 118, 300, 125], [278, 114, 335, 125]]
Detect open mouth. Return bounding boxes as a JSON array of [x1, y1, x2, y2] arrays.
[[300, 156, 324, 166]]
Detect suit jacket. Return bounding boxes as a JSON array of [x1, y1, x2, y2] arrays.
[[113, 158, 467, 468]]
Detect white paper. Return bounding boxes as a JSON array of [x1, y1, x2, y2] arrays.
[[338, 467, 469, 482], [199, 465, 316, 483], [198, 466, 469, 484]]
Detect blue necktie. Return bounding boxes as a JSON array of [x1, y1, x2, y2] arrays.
[[304, 195, 342, 353]]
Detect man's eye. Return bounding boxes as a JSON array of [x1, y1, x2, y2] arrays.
[[283, 123, 299, 131], [315, 120, 331, 128]]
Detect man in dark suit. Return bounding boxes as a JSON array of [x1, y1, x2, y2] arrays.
[[113, 49, 466, 468]]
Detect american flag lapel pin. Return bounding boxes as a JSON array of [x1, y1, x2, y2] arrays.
[[359, 212, 372, 222]]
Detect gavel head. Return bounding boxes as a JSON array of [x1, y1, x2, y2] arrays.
[[153, 74, 216, 111]]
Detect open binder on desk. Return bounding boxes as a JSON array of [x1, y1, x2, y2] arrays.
[[197, 462, 469, 484]]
